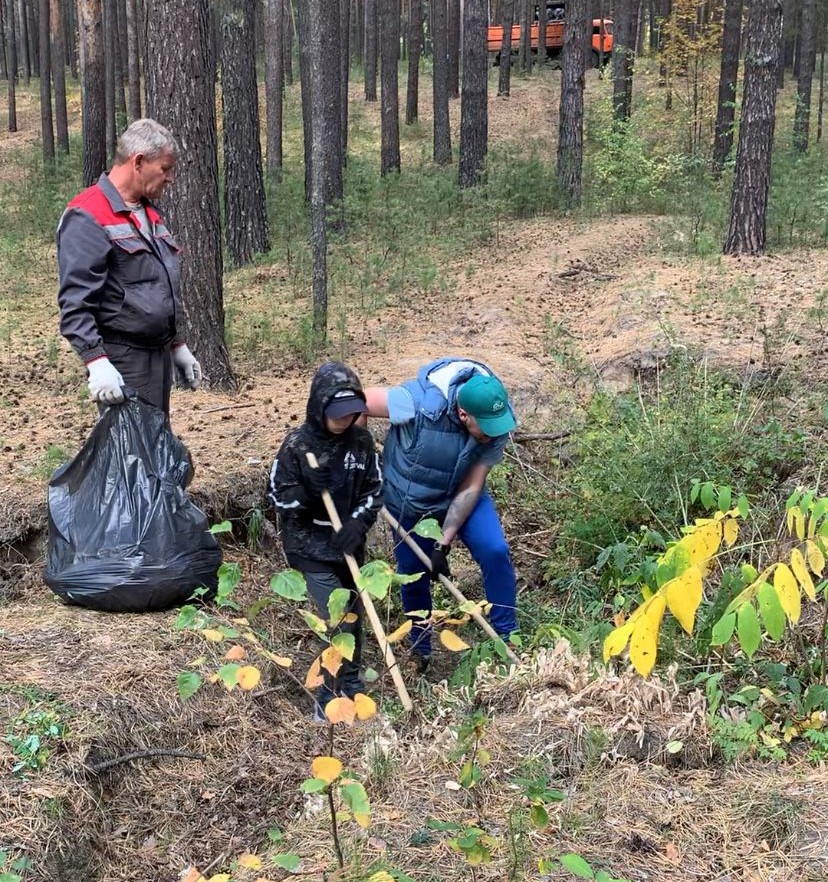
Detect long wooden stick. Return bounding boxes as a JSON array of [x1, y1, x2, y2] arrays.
[[306, 453, 413, 712], [380, 507, 521, 666]]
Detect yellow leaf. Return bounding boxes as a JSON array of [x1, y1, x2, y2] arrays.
[[439, 630, 471, 652], [311, 755, 343, 783], [238, 854, 263, 870], [787, 506, 796, 536], [794, 509, 806, 541], [354, 811, 372, 829], [305, 657, 324, 689], [207, 876, 231, 882], [353, 693, 377, 721], [181, 870, 207, 882], [723, 518, 739, 548], [321, 645, 343, 677], [774, 564, 801, 623], [325, 696, 357, 725], [663, 566, 703, 634], [232, 617, 250, 626], [806, 539, 825, 576], [272, 655, 292, 668], [629, 596, 666, 678], [602, 618, 636, 662], [366, 872, 394, 882], [791, 548, 816, 600], [342, 613, 359, 624], [236, 666, 261, 691], [201, 629, 224, 643], [682, 521, 722, 567], [808, 512, 817, 539], [385, 619, 413, 643], [224, 644, 246, 661]]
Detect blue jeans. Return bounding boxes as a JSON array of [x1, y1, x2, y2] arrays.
[[390, 493, 518, 656]]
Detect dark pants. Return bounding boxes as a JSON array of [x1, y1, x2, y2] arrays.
[[304, 566, 364, 709], [105, 341, 173, 416], [390, 492, 518, 657]]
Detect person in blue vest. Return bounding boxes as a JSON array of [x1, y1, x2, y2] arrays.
[[364, 358, 518, 669]]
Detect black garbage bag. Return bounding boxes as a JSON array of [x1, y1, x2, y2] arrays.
[[44, 394, 222, 612]]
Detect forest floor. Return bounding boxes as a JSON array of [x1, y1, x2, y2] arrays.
[[1, 66, 828, 882]]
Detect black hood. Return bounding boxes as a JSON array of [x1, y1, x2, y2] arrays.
[[306, 361, 367, 433]]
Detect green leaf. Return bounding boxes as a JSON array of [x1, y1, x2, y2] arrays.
[[737, 494, 750, 519], [331, 632, 356, 661], [271, 569, 308, 601], [426, 818, 461, 831], [357, 560, 394, 599], [560, 853, 595, 879], [757, 581, 785, 641], [412, 518, 443, 540], [363, 667, 379, 683], [267, 827, 284, 843], [0, 873, 22, 882], [737, 604, 761, 659], [176, 671, 203, 701], [700, 482, 716, 510], [665, 740, 683, 754], [711, 611, 736, 645], [390, 870, 417, 882], [717, 485, 732, 513], [300, 610, 328, 638], [327, 588, 351, 624], [530, 804, 549, 827], [217, 663, 240, 690], [271, 853, 301, 871], [300, 777, 328, 793], [392, 570, 425, 585], [340, 781, 371, 814], [690, 480, 701, 504], [217, 562, 242, 604], [210, 520, 233, 534], [174, 604, 205, 631]]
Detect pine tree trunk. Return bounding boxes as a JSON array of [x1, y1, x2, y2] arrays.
[[124, 0, 140, 119], [724, 0, 783, 256], [220, 0, 270, 267], [63, 0, 76, 78], [264, 0, 284, 174], [458, 0, 487, 186], [447, 0, 459, 97], [297, 0, 313, 200], [49, 0, 67, 152], [321, 0, 343, 203], [557, 0, 588, 205], [432, 0, 452, 162], [498, 0, 514, 95], [0, 3, 7, 80], [519, 0, 530, 70], [537, 0, 547, 64], [711, 0, 743, 175], [113, 0, 126, 126], [612, 0, 635, 120], [103, 0, 116, 159], [143, 0, 234, 388], [5, 0, 17, 131], [39, 0, 54, 161], [283, 0, 293, 85], [405, 0, 421, 123], [818, 44, 824, 141], [18, 0, 29, 83], [340, 0, 350, 159], [78, 0, 105, 182], [793, 0, 816, 150], [307, 0, 328, 338], [379, 0, 400, 172], [27, 0, 37, 75], [353, 0, 363, 64], [364, 0, 378, 99]]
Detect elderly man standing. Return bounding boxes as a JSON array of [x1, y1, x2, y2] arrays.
[[57, 118, 201, 416], [365, 357, 519, 669]]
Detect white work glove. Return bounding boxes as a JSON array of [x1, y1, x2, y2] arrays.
[[87, 357, 125, 405], [173, 344, 202, 389]]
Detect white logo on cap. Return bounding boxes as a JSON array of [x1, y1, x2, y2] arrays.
[[492, 400, 504, 412]]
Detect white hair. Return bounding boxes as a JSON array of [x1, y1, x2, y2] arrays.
[[115, 118, 179, 164]]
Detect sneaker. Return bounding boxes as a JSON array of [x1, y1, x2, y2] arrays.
[[410, 654, 431, 676], [311, 704, 328, 724]]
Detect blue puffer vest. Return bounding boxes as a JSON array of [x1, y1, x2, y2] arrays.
[[383, 357, 497, 519]]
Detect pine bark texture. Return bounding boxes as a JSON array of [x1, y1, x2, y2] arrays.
[[364, 0, 378, 100], [103, 0, 116, 158], [724, 0, 783, 256], [39, 0, 54, 162], [5, 0, 17, 131], [78, 0, 106, 184], [379, 0, 400, 172], [556, 0, 588, 206], [50, 0, 69, 153], [220, 0, 270, 267], [405, 0, 422, 123], [711, 0, 743, 175], [124, 0, 140, 119], [447, 0, 459, 97], [458, 0, 487, 186], [432, 0, 452, 162], [18, 0, 29, 82], [538, 0, 547, 62], [612, 0, 635, 120], [793, 0, 816, 150], [264, 0, 284, 174], [296, 0, 313, 198], [340, 0, 350, 159], [498, 0, 514, 95], [143, 0, 234, 388]]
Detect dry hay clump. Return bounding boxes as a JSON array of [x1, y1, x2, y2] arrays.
[[0, 593, 325, 882]]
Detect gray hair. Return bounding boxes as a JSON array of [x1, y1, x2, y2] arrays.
[[114, 118, 179, 164]]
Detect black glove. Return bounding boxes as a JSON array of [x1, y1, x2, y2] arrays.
[[332, 518, 367, 556], [304, 462, 332, 497], [430, 543, 451, 581]]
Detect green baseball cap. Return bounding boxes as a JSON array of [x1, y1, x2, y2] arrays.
[[457, 374, 517, 437]]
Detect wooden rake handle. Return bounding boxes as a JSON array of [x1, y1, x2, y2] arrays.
[[306, 453, 413, 712], [380, 506, 521, 666]]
